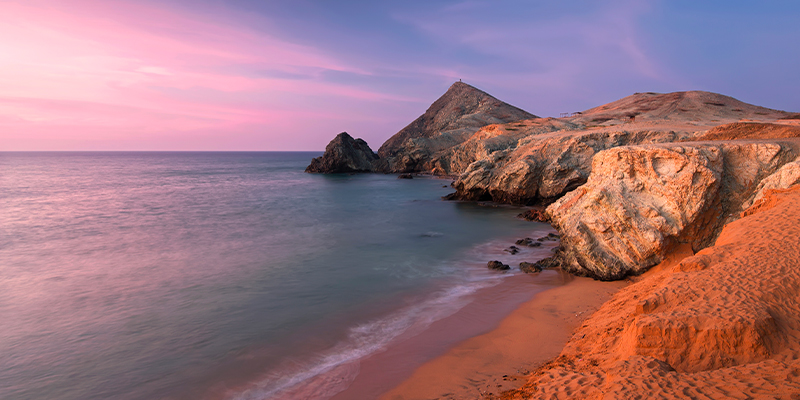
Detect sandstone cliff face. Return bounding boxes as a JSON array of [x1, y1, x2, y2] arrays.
[[425, 118, 578, 176], [546, 141, 797, 280], [376, 82, 536, 172], [450, 128, 693, 205], [305, 132, 378, 173], [742, 157, 800, 209], [510, 187, 800, 399]]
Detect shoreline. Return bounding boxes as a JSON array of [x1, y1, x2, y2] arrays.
[[374, 240, 698, 400], [375, 271, 627, 400]]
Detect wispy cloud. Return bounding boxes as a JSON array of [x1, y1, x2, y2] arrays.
[[0, 0, 418, 150], [388, 0, 683, 114]]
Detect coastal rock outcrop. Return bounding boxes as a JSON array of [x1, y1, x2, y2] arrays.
[[510, 186, 800, 399], [517, 209, 548, 222], [450, 129, 692, 205], [445, 92, 796, 205], [376, 82, 536, 172], [518, 262, 542, 273], [305, 132, 379, 173], [546, 141, 797, 280]]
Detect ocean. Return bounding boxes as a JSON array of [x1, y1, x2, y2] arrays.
[[0, 152, 560, 400]]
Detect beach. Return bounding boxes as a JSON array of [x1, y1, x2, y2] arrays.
[[378, 274, 626, 399], [374, 186, 800, 399]]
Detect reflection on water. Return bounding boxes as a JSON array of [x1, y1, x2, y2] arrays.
[[0, 152, 554, 400]]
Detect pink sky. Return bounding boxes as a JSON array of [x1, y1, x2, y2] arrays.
[[2, 0, 797, 151], [0, 0, 422, 151]]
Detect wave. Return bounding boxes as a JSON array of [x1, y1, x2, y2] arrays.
[[227, 277, 505, 400], [226, 228, 559, 400]]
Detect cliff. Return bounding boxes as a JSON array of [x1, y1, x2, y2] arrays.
[[504, 186, 800, 399], [546, 140, 798, 280], [306, 88, 800, 283], [446, 91, 795, 205]]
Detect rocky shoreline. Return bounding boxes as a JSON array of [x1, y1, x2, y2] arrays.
[[308, 81, 800, 280], [307, 82, 800, 397]]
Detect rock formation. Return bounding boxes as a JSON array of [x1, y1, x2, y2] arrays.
[[306, 87, 799, 282], [568, 90, 790, 126], [546, 141, 797, 280], [741, 156, 800, 209], [508, 186, 800, 398], [449, 129, 692, 205], [376, 81, 537, 173], [518, 262, 542, 273], [305, 132, 379, 173], [487, 260, 510, 271], [446, 92, 794, 205]]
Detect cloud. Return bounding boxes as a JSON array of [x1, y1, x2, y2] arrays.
[[0, 0, 420, 150]]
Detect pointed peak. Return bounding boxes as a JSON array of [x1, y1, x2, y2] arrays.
[[446, 80, 487, 95], [377, 82, 536, 159]]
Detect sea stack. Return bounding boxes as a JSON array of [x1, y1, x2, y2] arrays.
[[305, 132, 379, 173], [305, 81, 537, 174]]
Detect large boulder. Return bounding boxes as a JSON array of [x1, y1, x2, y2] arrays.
[[305, 132, 379, 173], [546, 142, 796, 280]]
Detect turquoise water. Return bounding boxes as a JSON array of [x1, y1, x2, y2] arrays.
[[0, 152, 554, 399]]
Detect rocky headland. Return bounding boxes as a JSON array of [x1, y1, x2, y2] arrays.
[[308, 83, 799, 280], [309, 82, 800, 398]]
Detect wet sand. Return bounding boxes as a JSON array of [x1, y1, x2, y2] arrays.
[[377, 273, 626, 400]]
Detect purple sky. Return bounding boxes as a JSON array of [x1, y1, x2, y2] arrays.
[[1, 0, 798, 151]]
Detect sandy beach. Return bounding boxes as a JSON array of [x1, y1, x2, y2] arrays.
[[375, 185, 800, 399], [377, 273, 626, 399]]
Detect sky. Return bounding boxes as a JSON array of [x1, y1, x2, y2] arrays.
[[1, 0, 798, 151]]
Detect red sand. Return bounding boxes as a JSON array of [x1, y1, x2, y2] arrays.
[[379, 274, 625, 399], [380, 186, 800, 400], [500, 185, 800, 399]]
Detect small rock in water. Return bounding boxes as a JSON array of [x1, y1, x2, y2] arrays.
[[420, 231, 443, 238], [519, 262, 542, 273], [515, 238, 542, 247], [517, 209, 548, 222], [536, 257, 561, 269], [398, 173, 414, 179], [442, 192, 459, 201], [504, 245, 520, 254], [487, 260, 510, 270]]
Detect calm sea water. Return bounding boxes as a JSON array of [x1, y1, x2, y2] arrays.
[[0, 152, 555, 400]]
